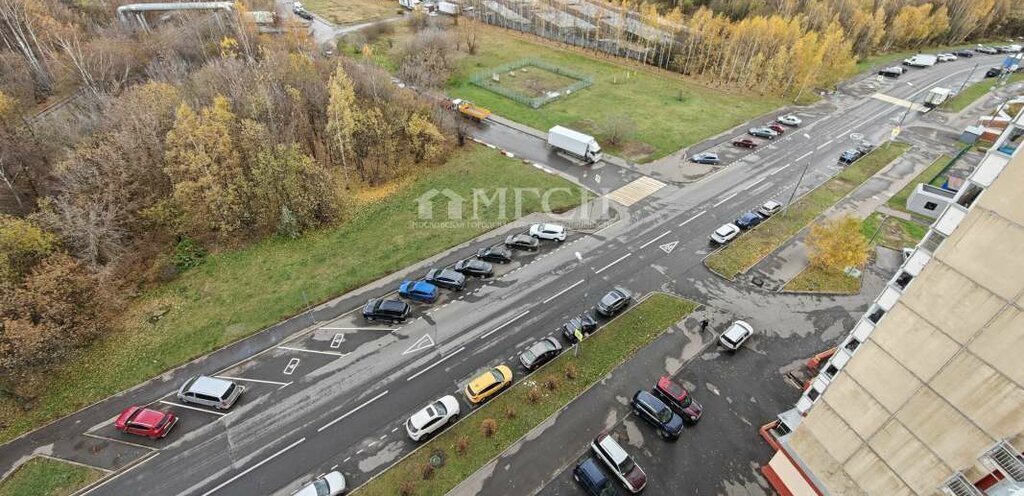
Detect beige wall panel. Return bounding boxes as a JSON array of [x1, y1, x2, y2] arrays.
[[868, 420, 951, 494], [976, 153, 1024, 227], [789, 428, 865, 496], [844, 341, 919, 413], [872, 303, 959, 381], [844, 445, 912, 496], [931, 351, 1024, 439], [803, 399, 867, 463], [968, 306, 1024, 387], [823, 374, 890, 440], [900, 262, 1004, 344], [896, 387, 993, 470], [935, 210, 1024, 301]]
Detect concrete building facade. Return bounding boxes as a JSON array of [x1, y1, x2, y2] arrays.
[[762, 109, 1024, 496]]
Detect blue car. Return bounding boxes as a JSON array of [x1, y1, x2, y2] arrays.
[[735, 212, 763, 230], [573, 456, 619, 496], [631, 390, 684, 440], [398, 280, 439, 303]]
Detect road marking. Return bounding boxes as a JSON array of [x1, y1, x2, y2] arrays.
[[542, 279, 585, 304], [379, 434, 387, 440], [318, 327, 398, 331], [479, 311, 530, 340], [82, 432, 158, 451], [318, 391, 390, 432], [745, 177, 766, 190], [816, 140, 833, 150], [403, 334, 435, 355], [659, 241, 678, 254], [639, 230, 672, 249], [605, 176, 666, 207], [712, 192, 738, 207], [79, 452, 159, 496], [329, 333, 345, 349], [592, 219, 621, 237], [407, 347, 466, 381], [678, 210, 706, 227], [283, 358, 300, 375], [200, 438, 306, 496], [795, 151, 813, 162], [770, 164, 790, 176], [277, 346, 348, 357], [344, 457, 351, 462], [595, 253, 631, 274], [214, 376, 292, 387], [158, 400, 229, 416]]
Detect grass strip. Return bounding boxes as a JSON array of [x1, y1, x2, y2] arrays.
[[355, 293, 697, 496], [861, 212, 927, 251], [783, 266, 860, 294], [944, 72, 1024, 112], [0, 145, 584, 443], [887, 153, 952, 212], [705, 142, 911, 279], [0, 457, 103, 496]]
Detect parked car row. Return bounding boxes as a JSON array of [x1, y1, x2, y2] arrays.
[[708, 199, 782, 245], [691, 114, 801, 166], [363, 223, 569, 323], [114, 375, 245, 440]]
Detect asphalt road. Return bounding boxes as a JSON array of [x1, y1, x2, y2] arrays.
[[0, 52, 1006, 496]]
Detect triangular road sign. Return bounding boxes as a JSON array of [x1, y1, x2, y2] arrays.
[[659, 241, 678, 254], [403, 334, 435, 355]]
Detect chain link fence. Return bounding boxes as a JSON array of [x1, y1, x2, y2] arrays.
[[469, 58, 593, 108]]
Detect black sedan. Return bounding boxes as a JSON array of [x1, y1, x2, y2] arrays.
[[454, 258, 493, 277], [505, 233, 539, 251], [954, 50, 974, 58], [424, 268, 466, 291], [362, 298, 410, 323], [985, 67, 1004, 78], [596, 287, 632, 317], [561, 312, 598, 343], [477, 246, 513, 264], [631, 390, 683, 440], [519, 337, 562, 370], [735, 212, 763, 230]]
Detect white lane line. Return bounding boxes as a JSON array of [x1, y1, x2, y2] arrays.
[[745, 177, 766, 190], [158, 400, 229, 416], [595, 253, 632, 274], [200, 438, 306, 496], [639, 230, 672, 250], [542, 279, 585, 304], [678, 210, 707, 227], [592, 219, 621, 237], [407, 347, 466, 382], [81, 432, 158, 451], [319, 327, 397, 331], [712, 192, 738, 208], [479, 311, 531, 340], [815, 139, 834, 150], [277, 346, 348, 357], [770, 164, 791, 176], [79, 452, 159, 496], [344, 457, 351, 463], [214, 376, 292, 387], [317, 391, 390, 432], [795, 151, 813, 162]]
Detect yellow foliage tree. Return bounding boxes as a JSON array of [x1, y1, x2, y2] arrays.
[[806, 216, 870, 272]]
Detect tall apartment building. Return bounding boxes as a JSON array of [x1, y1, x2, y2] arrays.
[[762, 109, 1024, 496]]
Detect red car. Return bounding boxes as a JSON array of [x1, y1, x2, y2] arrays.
[[115, 406, 177, 439], [732, 138, 759, 149], [652, 376, 703, 423], [768, 123, 786, 135]]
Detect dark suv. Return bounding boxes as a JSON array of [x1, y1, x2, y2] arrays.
[[596, 287, 632, 317], [652, 376, 703, 423], [573, 457, 620, 496], [630, 390, 684, 440], [562, 312, 599, 343], [424, 268, 466, 291], [362, 298, 410, 323], [838, 149, 863, 165]]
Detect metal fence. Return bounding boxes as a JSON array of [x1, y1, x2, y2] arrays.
[[468, 58, 593, 108]]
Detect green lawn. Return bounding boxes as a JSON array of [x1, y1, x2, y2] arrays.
[[861, 212, 927, 251], [0, 457, 102, 496], [301, 0, 395, 24], [705, 142, 912, 279], [448, 24, 784, 162], [784, 266, 860, 294], [356, 293, 696, 496], [887, 154, 953, 212], [0, 145, 585, 443], [945, 72, 1024, 112]]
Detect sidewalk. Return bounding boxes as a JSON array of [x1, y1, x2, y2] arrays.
[[448, 304, 730, 496]]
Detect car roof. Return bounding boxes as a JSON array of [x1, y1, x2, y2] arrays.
[[541, 223, 563, 231], [634, 390, 664, 411], [187, 375, 233, 397], [577, 457, 609, 484], [657, 376, 687, 399], [379, 299, 407, 312], [469, 367, 503, 392], [724, 321, 752, 340], [715, 224, 737, 235], [131, 408, 167, 427], [762, 200, 781, 208], [530, 337, 559, 354], [739, 212, 759, 220], [597, 434, 629, 464], [409, 403, 440, 430]]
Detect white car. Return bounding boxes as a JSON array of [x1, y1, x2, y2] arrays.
[[937, 53, 957, 62], [709, 223, 740, 245], [405, 395, 460, 441], [719, 320, 753, 351], [294, 471, 346, 496], [529, 223, 567, 242], [777, 114, 802, 127], [757, 200, 782, 218]]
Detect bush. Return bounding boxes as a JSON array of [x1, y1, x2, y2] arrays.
[[420, 463, 434, 480], [527, 387, 542, 403], [504, 405, 517, 419], [564, 363, 578, 380], [454, 435, 470, 455], [544, 377, 559, 391], [172, 237, 207, 271], [399, 481, 416, 496], [481, 418, 498, 438]]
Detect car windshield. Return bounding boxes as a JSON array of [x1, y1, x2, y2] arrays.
[[656, 405, 673, 423], [220, 383, 236, 400], [490, 370, 505, 383], [521, 350, 535, 364], [617, 456, 635, 474], [431, 401, 447, 416], [313, 479, 330, 496]]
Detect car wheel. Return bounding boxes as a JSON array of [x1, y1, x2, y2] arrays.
[[367, 316, 376, 322]]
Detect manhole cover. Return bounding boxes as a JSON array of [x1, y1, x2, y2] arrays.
[[752, 277, 765, 287], [429, 449, 446, 468]]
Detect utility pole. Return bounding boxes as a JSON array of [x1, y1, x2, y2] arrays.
[[783, 162, 812, 217], [958, 63, 979, 94]]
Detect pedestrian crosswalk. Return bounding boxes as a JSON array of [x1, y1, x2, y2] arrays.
[[870, 92, 928, 112], [605, 176, 666, 207]]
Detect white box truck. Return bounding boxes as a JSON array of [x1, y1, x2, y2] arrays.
[[438, 1, 458, 14], [923, 87, 952, 108], [903, 54, 938, 68], [547, 126, 602, 164]]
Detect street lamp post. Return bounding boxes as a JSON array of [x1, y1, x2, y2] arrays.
[[574, 251, 589, 358]]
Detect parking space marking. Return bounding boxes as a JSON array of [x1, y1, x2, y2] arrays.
[[80, 452, 159, 496], [712, 192, 738, 208], [283, 358, 301, 375], [639, 230, 672, 250], [330, 333, 345, 349], [595, 253, 631, 274], [214, 376, 292, 387], [158, 400, 229, 416], [543, 279, 585, 304], [480, 311, 531, 340], [277, 346, 348, 357], [678, 210, 706, 227], [408, 347, 466, 381], [82, 432, 158, 451], [200, 438, 306, 496], [317, 390, 389, 432]]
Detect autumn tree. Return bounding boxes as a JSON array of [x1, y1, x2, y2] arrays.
[[326, 63, 357, 181], [407, 113, 445, 163], [806, 216, 870, 272], [0, 215, 53, 283]]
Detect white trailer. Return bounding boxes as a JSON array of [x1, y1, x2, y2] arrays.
[[923, 87, 952, 108], [547, 126, 602, 164], [399, 0, 419, 10], [437, 1, 458, 14], [904, 54, 938, 68]]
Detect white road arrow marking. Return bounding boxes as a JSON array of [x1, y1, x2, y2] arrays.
[[403, 334, 435, 355], [659, 241, 678, 254]]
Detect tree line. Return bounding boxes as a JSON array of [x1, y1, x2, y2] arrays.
[[0, 2, 457, 402]]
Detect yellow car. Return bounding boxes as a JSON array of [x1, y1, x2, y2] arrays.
[[464, 365, 513, 404]]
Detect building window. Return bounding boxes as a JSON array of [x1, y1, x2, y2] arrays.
[[845, 338, 861, 352], [956, 183, 983, 209], [825, 364, 839, 378], [924, 201, 938, 211], [895, 271, 913, 290], [921, 231, 947, 254], [997, 128, 1023, 156], [807, 388, 820, 402], [868, 307, 885, 324]]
